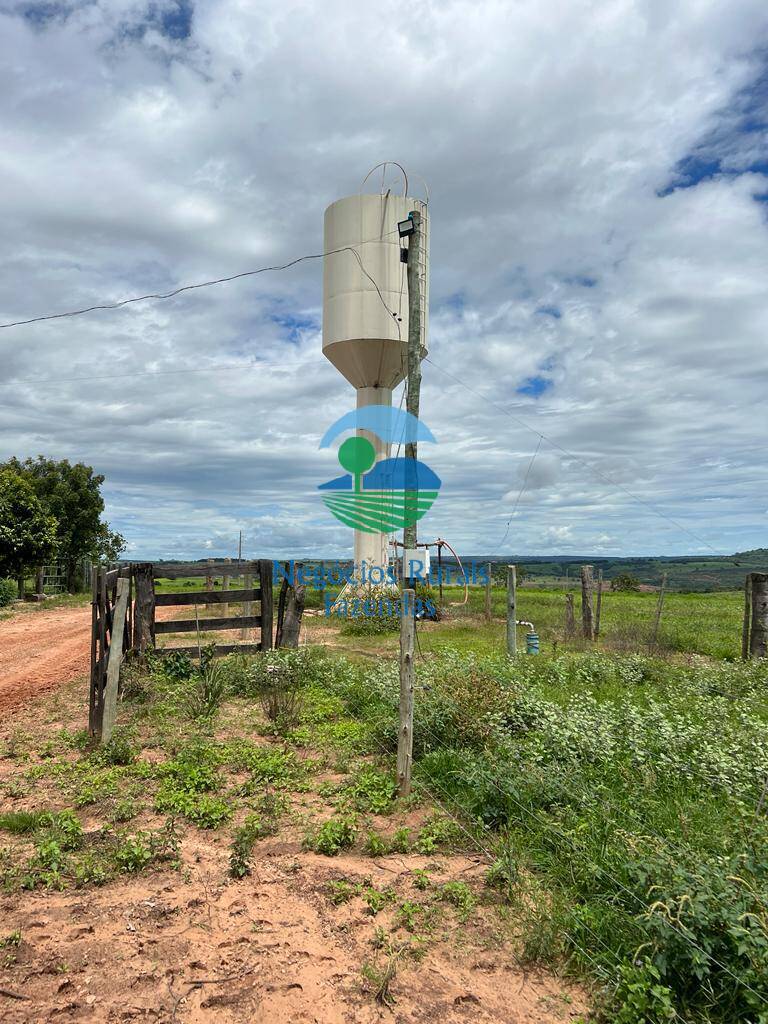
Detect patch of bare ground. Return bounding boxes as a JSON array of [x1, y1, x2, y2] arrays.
[[0, 676, 589, 1024]]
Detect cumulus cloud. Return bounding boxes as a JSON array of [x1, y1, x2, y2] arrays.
[[1, 0, 767, 558]]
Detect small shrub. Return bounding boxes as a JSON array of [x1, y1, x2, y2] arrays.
[[229, 815, 263, 878], [361, 884, 395, 916], [395, 900, 425, 933], [389, 828, 411, 854], [362, 831, 389, 857], [113, 834, 152, 873], [303, 815, 356, 856], [160, 651, 194, 682], [258, 657, 304, 733], [189, 661, 227, 719], [0, 578, 17, 608], [412, 868, 431, 891], [100, 728, 135, 766], [73, 853, 108, 887], [415, 815, 461, 854], [341, 766, 395, 815], [326, 879, 356, 904], [439, 881, 475, 920], [111, 799, 138, 823], [341, 612, 400, 637]]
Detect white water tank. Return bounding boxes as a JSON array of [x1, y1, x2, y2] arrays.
[[323, 193, 429, 389]]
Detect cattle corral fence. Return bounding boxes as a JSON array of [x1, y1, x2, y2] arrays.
[[90, 560, 276, 741]]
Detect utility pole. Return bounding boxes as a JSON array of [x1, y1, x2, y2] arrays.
[[403, 209, 422, 557], [398, 209, 422, 799]]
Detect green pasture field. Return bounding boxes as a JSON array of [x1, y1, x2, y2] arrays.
[[309, 584, 745, 662]]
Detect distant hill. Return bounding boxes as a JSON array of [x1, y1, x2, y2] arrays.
[[466, 550, 767, 592]]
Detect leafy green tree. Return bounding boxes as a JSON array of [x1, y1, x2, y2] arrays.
[[94, 523, 126, 564], [611, 572, 641, 592], [0, 468, 58, 595], [3, 457, 119, 591]]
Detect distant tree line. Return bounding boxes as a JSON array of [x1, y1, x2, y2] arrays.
[[0, 456, 125, 596]]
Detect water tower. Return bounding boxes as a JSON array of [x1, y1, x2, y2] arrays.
[[322, 165, 429, 575]]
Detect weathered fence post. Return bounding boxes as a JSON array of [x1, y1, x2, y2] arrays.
[[506, 564, 517, 656], [484, 562, 492, 622], [100, 578, 130, 743], [279, 584, 306, 648], [397, 588, 416, 797], [581, 565, 595, 640], [565, 592, 575, 637], [748, 572, 768, 659], [242, 571, 253, 640], [221, 573, 230, 617], [259, 559, 274, 650], [133, 563, 156, 655], [594, 568, 603, 640], [651, 572, 667, 648], [742, 574, 753, 661], [89, 568, 99, 734]]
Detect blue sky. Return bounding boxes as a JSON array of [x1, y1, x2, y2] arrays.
[[1, 0, 767, 560]]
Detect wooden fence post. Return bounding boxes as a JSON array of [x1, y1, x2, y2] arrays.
[[89, 568, 99, 734], [397, 588, 416, 798], [279, 584, 306, 648], [259, 559, 273, 650], [506, 565, 517, 656], [133, 563, 156, 655], [651, 572, 667, 648], [749, 572, 768, 659], [242, 571, 252, 640], [484, 563, 492, 622], [565, 592, 575, 637], [221, 574, 230, 617], [593, 568, 603, 640], [100, 578, 130, 743], [581, 565, 595, 640], [742, 574, 753, 661]]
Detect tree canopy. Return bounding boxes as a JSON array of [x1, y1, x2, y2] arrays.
[[0, 457, 125, 591], [0, 468, 58, 583]]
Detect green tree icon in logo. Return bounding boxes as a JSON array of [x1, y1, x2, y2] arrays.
[[337, 436, 376, 492]]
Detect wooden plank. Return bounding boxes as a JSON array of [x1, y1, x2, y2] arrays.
[[100, 578, 130, 743], [97, 570, 107, 726], [260, 559, 273, 650], [133, 563, 156, 654], [89, 568, 98, 735], [155, 643, 264, 658], [152, 561, 261, 579], [155, 588, 261, 607], [242, 572, 252, 640], [104, 568, 120, 587], [155, 615, 262, 635]]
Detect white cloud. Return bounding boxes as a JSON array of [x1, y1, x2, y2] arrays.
[[1, 0, 767, 558]]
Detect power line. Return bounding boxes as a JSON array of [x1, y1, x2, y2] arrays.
[[0, 234, 400, 330], [499, 435, 543, 549], [0, 360, 263, 389], [424, 355, 724, 556]]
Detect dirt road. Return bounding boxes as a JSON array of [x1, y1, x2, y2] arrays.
[[0, 604, 92, 715]]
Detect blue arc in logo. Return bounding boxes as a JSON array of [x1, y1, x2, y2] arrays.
[[319, 406, 436, 449]]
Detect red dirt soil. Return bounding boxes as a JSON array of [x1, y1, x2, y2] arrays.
[[0, 606, 93, 715]]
